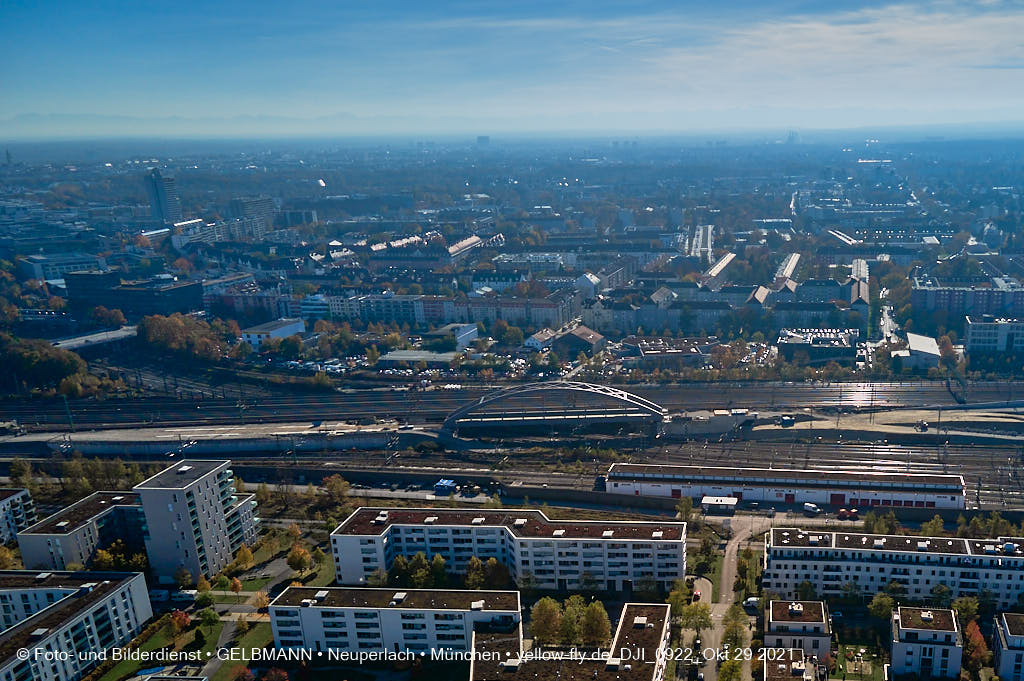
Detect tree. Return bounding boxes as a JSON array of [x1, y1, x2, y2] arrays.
[[286, 523, 302, 542], [930, 583, 953, 608], [920, 514, 946, 536], [254, 591, 270, 610], [9, 459, 33, 489], [255, 483, 272, 505], [236, 545, 254, 569], [287, 546, 312, 574], [367, 568, 389, 587], [581, 601, 611, 646], [561, 595, 586, 646], [196, 575, 212, 593], [963, 620, 991, 672], [484, 557, 510, 589], [167, 610, 191, 644], [236, 618, 251, 636], [175, 567, 193, 589], [431, 554, 448, 587], [680, 603, 713, 632], [230, 577, 243, 603], [199, 607, 220, 632], [465, 556, 486, 589], [322, 474, 350, 506], [0, 546, 14, 569], [718, 660, 743, 681], [530, 597, 563, 646], [868, 593, 895, 620], [263, 669, 289, 681], [795, 580, 817, 600], [232, 667, 254, 681], [676, 496, 693, 523], [92, 549, 116, 571], [311, 547, 327, 570], [390, 555, 409, 586], [952, 596, 979, 624], [195, 593, 214, 609]]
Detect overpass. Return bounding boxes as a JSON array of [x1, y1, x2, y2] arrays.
[[441, 381, 667, 436]]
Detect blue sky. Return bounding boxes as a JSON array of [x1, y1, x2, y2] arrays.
[[3, 0, 1024, 136]]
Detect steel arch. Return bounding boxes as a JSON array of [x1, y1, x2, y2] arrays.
[[442, 381, 666, 430]]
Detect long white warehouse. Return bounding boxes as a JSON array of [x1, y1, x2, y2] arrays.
[[606, 463, 966, 509]]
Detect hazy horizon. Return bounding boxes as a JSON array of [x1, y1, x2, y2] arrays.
[[5, 0, 1024, 139]]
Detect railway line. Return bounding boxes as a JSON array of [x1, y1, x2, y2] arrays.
[[5, 380, 1024, 432]]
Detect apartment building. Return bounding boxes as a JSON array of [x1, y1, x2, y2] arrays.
[[765, 601, 831, 658], [764, 528, 1024, 608], [270, 587, 520, 653], [0, 571, 152, 681], [16, 252, 106, 280], [134, 460, 259, 583], [994, 613, 1024, 681], [471, 603, 670, 681], [0, 489, 35, 544], [331, 508, 686, 592], [17, 461, 259, 583], [890, 607, 962, 678], [607, 464, 966, 509], [17, 492, 145, 570], [966, 315, 1024, 354]]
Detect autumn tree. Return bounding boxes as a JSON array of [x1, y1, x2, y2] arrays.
[[529, 597, 563, 646], [963, 620, 991, 672], [581, 601, 611, 646], [287, 546, 312, 574], [230, 577, 243, 603]]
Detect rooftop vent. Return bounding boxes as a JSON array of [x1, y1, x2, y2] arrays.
[[78, 583, 97, 594], [392, 592, 407, 604], [35, 572, 51, 581], [314, 590, 329, 602], [605, 658, 620, 671], [791, 661, 806, 674], [808, 535, 819, 546], [633, 616, 648, 628], [1005, 542, 1019, 554], [652, 531, 664, 539], [789, 602, 805, 616], [553, 529, 565, 537], [56, 521, 69, 528], [471, 600, 485, 610], [514, 518, 527, 527], [501, 658, 521, 670], [602, 530, 614, 538], [177, 465, 193, 474], [425, 516, 437, 524], [873, 538, 885, 549], [984, 544, 998, 554], [921, 611, 934, 623], [917, 541, 930, 551], [29, 628, 49, 639], [472, 517, 485, 525], [112, 495, 124, 502]]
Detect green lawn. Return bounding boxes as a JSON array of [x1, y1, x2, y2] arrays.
[[210, 623, 273, 681], [240, 575, 274, 591], [96, 620, 225, 681]]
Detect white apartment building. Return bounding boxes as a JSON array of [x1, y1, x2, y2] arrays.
[[764, 528, 1024, 609], [0, 489, 36, 544], [331, 508, 686, 592], [765, 601, 832, 658], [966, 315, 1024, 354], [996, 613, 1024, 681], [0, 570, 153, 681], [240, 318, 305, 349], [134, 460, 259, 583], [17, 492, 144, 571], [471, 603, 671, 681], [270, 587, 520, 654], [891, 607, 963, 679], [606, 463, 966, 510]]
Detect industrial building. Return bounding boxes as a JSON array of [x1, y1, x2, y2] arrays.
[[240, 317, 305, 349], [605, 463, 966, 509], [891, 607, 962, 678], [270, 587, 520, 654], [331, 507, 686, 592], [764, 528, 1024, 608], [0, 571, 152, 681]]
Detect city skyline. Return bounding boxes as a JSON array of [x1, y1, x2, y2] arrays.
[[3, 0, 1024, 138]]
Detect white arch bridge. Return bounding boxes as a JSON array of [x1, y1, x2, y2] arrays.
[[441, 381, 667, 435]]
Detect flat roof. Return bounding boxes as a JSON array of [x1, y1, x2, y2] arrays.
[[0, 571, 141, 664], [1003, 613, 1024, 638], [763, 649, 809, 681], [134, 460, 229, 489], [0, 488, 28, 502], [334, 507, 685, 541], [701, 496, 739, 506], [22, 492, 140, 535], [271, 587, 519, 612], [769, 529, 1024, 559], [896, 607, 957, 632], [769, 601, 827, 625], [242, 318, 303, 334], [609, 463, 965, 491]]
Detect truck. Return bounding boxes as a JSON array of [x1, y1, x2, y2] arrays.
[[803, 502, 821, 516]]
